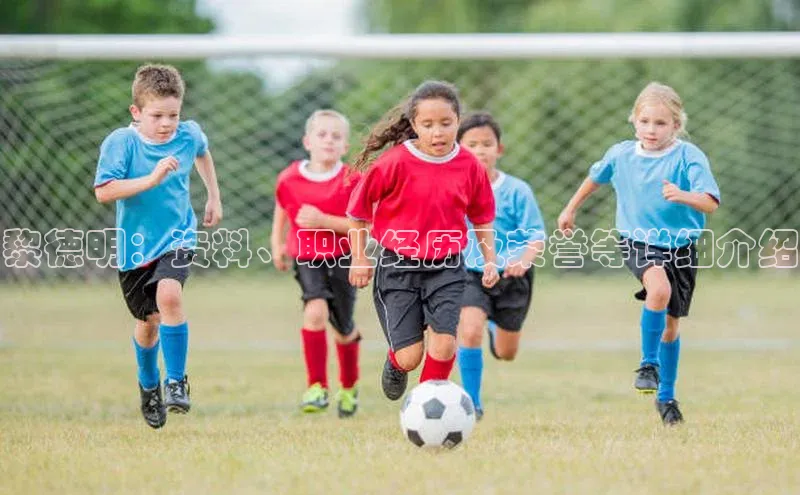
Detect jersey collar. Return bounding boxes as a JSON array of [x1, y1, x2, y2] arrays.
[[403, 140, 460, 164], [635, 139, 681, 158], [298, 160, 343, 182]]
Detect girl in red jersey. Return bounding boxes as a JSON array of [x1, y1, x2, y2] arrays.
[[272, 110, 362, 417], [347, 81, 499, 401]]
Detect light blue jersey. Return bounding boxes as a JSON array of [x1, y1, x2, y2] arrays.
[[94, 120, 208, 271], [464, 171, 546, 272], [589, 140, 720, 249]]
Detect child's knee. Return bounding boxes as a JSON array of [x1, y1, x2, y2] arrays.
[[395, 346, 423, 370], [303, 299, 328, 329], [458, 322, 484, 347], [155, 281, 183, 314]]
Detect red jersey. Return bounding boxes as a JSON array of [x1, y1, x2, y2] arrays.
[[275, 160, 360, 260], [347, 141, 495, 260]]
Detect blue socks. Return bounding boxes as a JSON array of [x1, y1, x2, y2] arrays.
[[160, 321, 189, 382], [640, 307, 666, 366], [657, 338, 680, 402], [133, 338, 160, 390], [457, 346, 483, 410]]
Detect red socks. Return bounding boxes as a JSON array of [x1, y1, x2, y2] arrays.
[[336, 339, 360, 389], [419, 353, 455, 382], [301, 328, 327, 388]]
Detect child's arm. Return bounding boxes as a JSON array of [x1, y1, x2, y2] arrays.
[[348, 219, 373, 288], [95, 156, 177, 203], [296, 205, 351, 235], [271, 203, 290, 272], [558, 177, 602, 232], [195, 152, 223, 227], [473, 222, 500, 289], [662, 180, 719, 214]]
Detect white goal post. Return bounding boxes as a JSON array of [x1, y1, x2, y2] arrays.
[[2, 32, 800, 59]]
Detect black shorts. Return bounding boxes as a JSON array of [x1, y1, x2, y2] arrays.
[[462, 268, 534, 332], [293, 256, 356, 336], [118, 249, 193, 321], [620, 238, 697, 318], [373, 250, 466, 352]]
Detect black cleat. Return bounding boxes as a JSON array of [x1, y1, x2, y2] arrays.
[[656, 399, 684, 426], [381, 358, 408, 401], [164, 375, 191, 414], [634, 364, 659, 394], [139, 383, 167, 429], [475, 407, 484, 421]]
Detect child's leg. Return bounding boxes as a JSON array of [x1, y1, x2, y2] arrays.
[[457, 306, 487, 411], [328, 261, 360, 392], [133, 314, 161, 390], [640, 266, 670, 366], [156, 279, 188, 382], [302, 298, 329, 389], [421, 330, 456, 382], [658, 316, 681, 402]]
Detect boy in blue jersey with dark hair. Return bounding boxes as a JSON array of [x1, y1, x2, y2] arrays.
[[456, 112, 546, 420], [559, 82, 720, 425], [94, 64, 222, 429]]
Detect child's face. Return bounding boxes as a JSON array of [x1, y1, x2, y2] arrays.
[[303, 115, 349, 164], [633, 102, 680, 151], [459, 125, 503, 171], [129, 96, 182, 143], [411, 98, 459, 157]]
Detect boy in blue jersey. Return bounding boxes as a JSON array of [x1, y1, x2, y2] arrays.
[[94, 64, 222, 429], [456, 112, 546, 420], [559, 82, 720, 425]]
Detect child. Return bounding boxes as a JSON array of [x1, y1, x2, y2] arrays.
[[558, 82, 720, 425], [94, 64, 222, 429], [456, 112, 546, 420], [347, 80, 500, 402], [271, 109, 362, 418]]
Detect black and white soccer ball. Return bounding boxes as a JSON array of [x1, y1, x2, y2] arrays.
[[399, 380, 476, 449]]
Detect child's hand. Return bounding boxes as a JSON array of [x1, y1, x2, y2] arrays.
[[150, 156, 179, 186], [557, 208, 576, 234], [503, 260, 529, 278], [662, 180, 686, 203], [349, 259, 373, 288], [482, 263, 500, 288], [272, 243, 289, 272], [296, 205, 327, 229], [203, 198, 223, 227]]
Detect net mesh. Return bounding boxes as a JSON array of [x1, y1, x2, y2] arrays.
[[1, 54, 799, 280]]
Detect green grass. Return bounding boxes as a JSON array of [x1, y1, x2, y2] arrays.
[[1, 274, 798, 494]]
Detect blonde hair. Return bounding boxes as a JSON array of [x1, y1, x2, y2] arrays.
[[628, 82, 688, 137], [132, 64, 185, 108], [304, 109, 350, 136]]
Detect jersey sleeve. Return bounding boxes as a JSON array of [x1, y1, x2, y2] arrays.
[[588, 143, 619, 184], [684, 145, 721, 203], [94, 130, 130, 187], [466, 163, 496, 225], [185, 120, 209, 157], [346, 161, 390, 222], [515, 183, 546, 242]]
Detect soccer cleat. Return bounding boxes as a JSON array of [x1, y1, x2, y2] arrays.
[[656, 399, 684, 426], [381, 357, 408, 401], [164, 375, 191, 414], [301, 383, 329, 413], [335, 387, 359, 418], [139, 383, 167, 429], [475, 406, 484, 421], [634, 364, 659, 393], [487, 320, 500, 360]]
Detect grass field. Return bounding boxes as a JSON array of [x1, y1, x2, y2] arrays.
[[1, 273, 798, 494]]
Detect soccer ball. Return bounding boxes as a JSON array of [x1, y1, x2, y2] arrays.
[[399, 380, 476, 449]]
